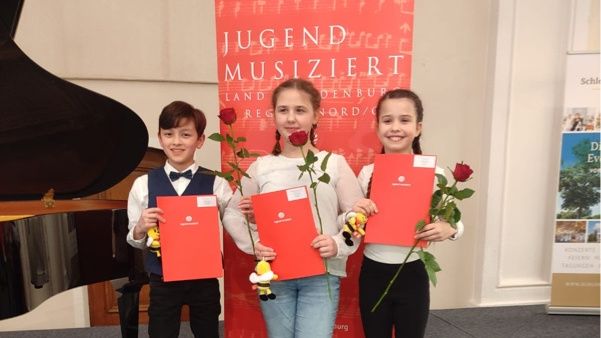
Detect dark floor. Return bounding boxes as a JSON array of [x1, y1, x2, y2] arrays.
[[0, 305, 598, 337]]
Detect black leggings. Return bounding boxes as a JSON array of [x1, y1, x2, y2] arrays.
[[359, 256, 429, 338]]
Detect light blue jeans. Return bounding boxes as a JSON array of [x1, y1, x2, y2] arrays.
[[260, 274, 340, 338]]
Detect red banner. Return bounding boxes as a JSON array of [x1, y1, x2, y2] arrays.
[[215, 1, 414, 336]]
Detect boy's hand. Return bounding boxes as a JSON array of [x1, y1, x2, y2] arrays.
[[133, 208, 165, 240], [311, 234, 337, 258], [254, 241, 276, 261], [352, 198, 378, 216], [239, 196, 256, 223], [414, 221, 457, 242]]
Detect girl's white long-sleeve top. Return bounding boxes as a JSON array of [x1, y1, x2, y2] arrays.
[[222, 152, 364, 277]]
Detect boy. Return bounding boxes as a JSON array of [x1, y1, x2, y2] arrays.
[[126, 101, 232, 338]]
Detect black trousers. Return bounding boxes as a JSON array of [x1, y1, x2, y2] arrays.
[[148, 274, 220, 338], [359, 256, 429, 338]]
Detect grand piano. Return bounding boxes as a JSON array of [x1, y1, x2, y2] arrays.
[[0, 0, 150, 336]]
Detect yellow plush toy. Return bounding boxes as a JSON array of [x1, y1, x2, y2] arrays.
[[249, 259, 278, 301], [146, 226, 161, 257], [342, 211, 367, 246]]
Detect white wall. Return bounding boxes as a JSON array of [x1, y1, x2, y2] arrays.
[[1, 0, 598, 331]]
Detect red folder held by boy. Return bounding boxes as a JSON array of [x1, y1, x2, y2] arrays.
[[252, 187, 326, 280], [157, 195, 223, 281], [365, 154, 437, 247]]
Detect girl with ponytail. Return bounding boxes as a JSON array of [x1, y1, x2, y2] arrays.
[[227, 78, 363, 338]]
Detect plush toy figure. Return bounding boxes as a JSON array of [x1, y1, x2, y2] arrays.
[[342, 211, 367, 246], [41, 188, 55, 208], [146, 226, 161, 257], [249, 259, 278, 301]]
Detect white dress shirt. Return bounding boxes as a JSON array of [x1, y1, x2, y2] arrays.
[[126, 161, 233, 249]]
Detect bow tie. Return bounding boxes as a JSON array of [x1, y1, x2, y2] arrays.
[[169, 170, 193, 181]]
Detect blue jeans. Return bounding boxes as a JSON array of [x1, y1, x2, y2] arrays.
[[260, 274, 340, 338]]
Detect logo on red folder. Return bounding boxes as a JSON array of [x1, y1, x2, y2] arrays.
[[274, 211, 292, 224], [392, 175, 411, 187], [180, 215, 199, 226]]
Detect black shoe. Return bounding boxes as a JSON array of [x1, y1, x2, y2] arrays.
[[345, 239, 354, 246], [268, 293, 276, 300], [259, 294, 268, 301]]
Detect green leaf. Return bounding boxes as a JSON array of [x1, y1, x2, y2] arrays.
[[208, 133, 224, 142], [298, 171, 305, 180], [226, 134, 234, 146], [443, 201, 457, 221], [451, 208, 461, 225], [297, 164, 308, 172], [455, 188, 475, 200], [449, 186, 458, 195], [435, 174, 447, 188], [236, 148, 250, 158], [431, 190, 443, 208], [249, 152, 261, 158], [320, 152, 332, 171], [310, 182, 318, 189], [236, 136, 247, 142], [318, 173, 331, 184], [417, 250, 441, 286], [213, 170, 234, 180], [306, 150, 318, 165], [415, 219, 426, 231]]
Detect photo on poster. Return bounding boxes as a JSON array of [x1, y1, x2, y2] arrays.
[[587, 220, 600, 243], [555, 220, 587, 243], [562, 107, 600, 132], [556, 132, 600, 219]]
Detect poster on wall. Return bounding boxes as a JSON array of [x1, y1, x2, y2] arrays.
[[549, 53, 600, 314], [214, 1, 414, 336]]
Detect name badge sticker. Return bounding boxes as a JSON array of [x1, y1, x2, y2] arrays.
[[197, 195, 217, 208], [286, 187, 308, 201], [413, 155, 436, 168]]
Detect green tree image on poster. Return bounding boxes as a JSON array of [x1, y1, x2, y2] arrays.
[[557, 133, 600, 219]]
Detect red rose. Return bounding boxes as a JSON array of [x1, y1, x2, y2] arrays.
[[452, 162, 473, 182], [289, 130, 309, 146], [218, 108, 237, 125]]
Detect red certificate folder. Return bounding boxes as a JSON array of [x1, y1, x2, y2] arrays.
[[252, 186, 326, 280], [157, 195, 223, 281], [365, 154, 437, 247]]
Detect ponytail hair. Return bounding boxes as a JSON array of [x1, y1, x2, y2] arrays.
[[272, 130, 282, 155]]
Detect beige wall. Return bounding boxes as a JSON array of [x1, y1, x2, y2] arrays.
[[1, 0, 598, 331]]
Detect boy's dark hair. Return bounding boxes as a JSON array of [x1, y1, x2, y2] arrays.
[[375, 89, 424, 155], [159, 101, 207, 136], [270, 78, 321, 155]]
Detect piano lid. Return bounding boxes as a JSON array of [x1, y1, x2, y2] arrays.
[[0, 0, 23, 38], [0, 0, 149, 201]]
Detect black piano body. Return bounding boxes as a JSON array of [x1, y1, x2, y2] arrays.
[[0, 0, 150, 335], [0, 201, 135, 320]]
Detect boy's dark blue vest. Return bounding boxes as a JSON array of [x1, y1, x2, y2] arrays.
[[145, 167, 215, 275]]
